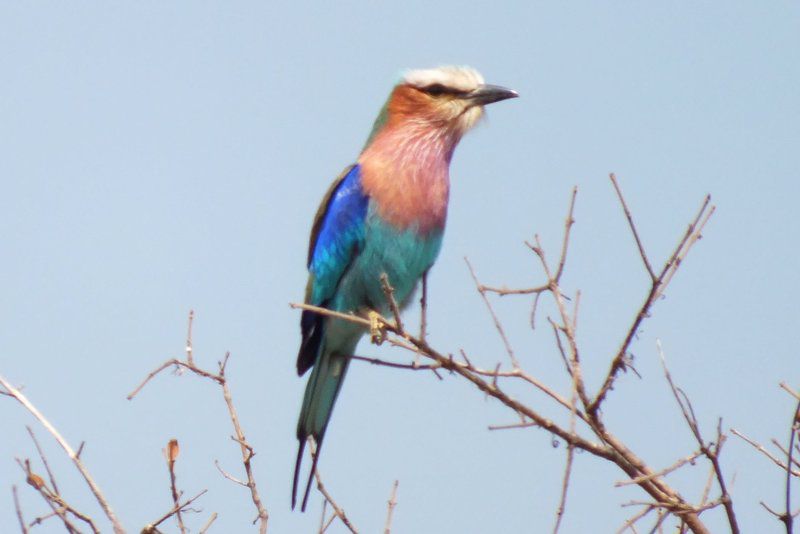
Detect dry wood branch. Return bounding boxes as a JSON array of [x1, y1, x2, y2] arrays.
[[309, 441, 358, 534], [0, 374, 124, 533], [658, 342, 739, 533], [351, 354, 441, 375], [26, 427, 60, 497], [466, 258, 520, 369], [380, 273, 404, 334], [292, 300, 715, 532], [590, 191, 714, 417], [615, 450, 703, 488], [199, 512, 218, 534], [782, 383, 800, 402], [142, 489, 208, 533], [781, 397, 800, 533], [419, 271, 428, 343], [555, 186, 578, 282], [128, 312, 269, 533], [771, 440, 800, 471], [384, 480, 399, 534], [616, 503, 654, 533], [16, 457, 93, 533], [165, 439, 186, 534], [731, 429, 800, 476], [610, 173, 656, 281], [12, 486, 30, 534]]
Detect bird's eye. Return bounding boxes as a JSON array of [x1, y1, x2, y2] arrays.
[[422, 83, 449, 96]]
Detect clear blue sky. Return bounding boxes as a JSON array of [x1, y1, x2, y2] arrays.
[[1, 2, 798, 533]]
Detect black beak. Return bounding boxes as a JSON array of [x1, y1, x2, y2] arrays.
[[465, 84, 519, 106]]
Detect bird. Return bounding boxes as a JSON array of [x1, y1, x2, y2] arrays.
[[293, 65, 517, 511]]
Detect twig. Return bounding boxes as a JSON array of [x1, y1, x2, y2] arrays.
[[12, 486, 30, 534], [0, 374, 124, 533], [731, 428, 800, 476], [165, 439, 186, 534], [380, 273, 404, 333], [554, 186, 578, 282], [199, 512, 218, 534], [26, 427, 60, 496], [309, 441, 358, 534], [617, 504, 654, 533], [384, 480, 399, 534], [590, 192, 714, 417], [466, 258, 520, 369], [609, 174, 656, 281], [128, 312, 269, 533], [350, 354, 442, 378], [186, 309, 195, 366], [658, 342, 739, 533], [142, 489, 208, 533], [781, 383, 800, 402], [419, 272, 428, 343], [17, 457, 91, 533], [782, 397, 800, 533], [615, 450, 703, 487]]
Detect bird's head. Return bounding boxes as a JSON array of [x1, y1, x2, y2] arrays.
[[375, 66, 518, 140]]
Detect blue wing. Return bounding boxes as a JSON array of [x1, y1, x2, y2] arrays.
[[297, 164, 368, 375]]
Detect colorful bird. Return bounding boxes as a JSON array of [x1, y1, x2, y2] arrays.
[[293, 66, 517, 511]]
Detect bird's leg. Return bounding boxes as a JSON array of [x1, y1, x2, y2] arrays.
[[419, 271, 428, 343], [414, 271, 429, 367], [368, 310, 387, 345]]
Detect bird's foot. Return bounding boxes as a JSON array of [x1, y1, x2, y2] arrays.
[[368, 310, 386, 345]]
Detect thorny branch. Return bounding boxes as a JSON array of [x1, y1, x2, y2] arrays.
[[128, 310, 269, 533], [291, 176, 722, 533]]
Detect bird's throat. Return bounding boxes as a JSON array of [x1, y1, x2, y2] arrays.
[[358, 125, 457, 233]]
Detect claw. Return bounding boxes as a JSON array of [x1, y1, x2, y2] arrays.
[[368, 310, 386, 345]]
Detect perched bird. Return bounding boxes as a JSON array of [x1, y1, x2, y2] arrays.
[[293, 66, 517, 511]]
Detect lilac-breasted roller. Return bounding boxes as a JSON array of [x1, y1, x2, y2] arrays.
[[293, 66, 517, 510]]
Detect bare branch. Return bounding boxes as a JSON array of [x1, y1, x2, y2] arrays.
[[380, 273, 404, 333], [657, 342, 739, 533], [142, 489, 208, 533], [0, 374, 124, 533], [590, 193, 714, 416], [466, 258, 520, 369], [129, 312, 269, 533], [781, 383, 800, 402], [164, 439, 186, 534], [731, 428, 800, 476], [615, 450, 703, 487], [384, 480, 399, 534], [12, 486, 30, 534], [26, 427, 60, 496], [609, 173, 656, 281], [309, 441, 358, 534], [199, 512, 218, 534]]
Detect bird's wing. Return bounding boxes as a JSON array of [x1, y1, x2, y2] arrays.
[[297, 164, 368, 375]]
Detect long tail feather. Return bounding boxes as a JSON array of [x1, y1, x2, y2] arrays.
[[301, 440, 321, 512], [292, 339, 355, 512], [291, 437, 306, 510]]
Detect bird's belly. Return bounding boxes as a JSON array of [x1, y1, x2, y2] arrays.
[[333, 217, 443, 315]]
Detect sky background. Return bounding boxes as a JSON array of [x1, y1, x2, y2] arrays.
[[1, 2, 798, 533]]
